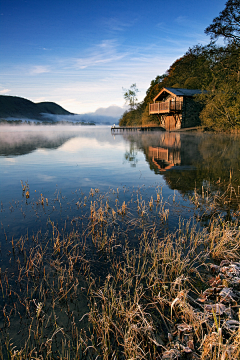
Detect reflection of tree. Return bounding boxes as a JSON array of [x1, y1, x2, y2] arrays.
[[164, 134, 240, 219], [127, 132, 184, 173], [124, 142, 138, 167], [164, 135, 240, 189], [123, 131, 240, 216]]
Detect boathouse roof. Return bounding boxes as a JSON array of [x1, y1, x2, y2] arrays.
[[153, 87, 204, 102]]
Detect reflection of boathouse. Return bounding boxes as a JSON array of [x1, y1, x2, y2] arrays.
[[148, 146, 181, 171], [149, 87, 204, 131], [147, 133, 181, 171]]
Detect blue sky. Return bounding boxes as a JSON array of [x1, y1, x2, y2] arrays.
[[1, 0, 226, 114]]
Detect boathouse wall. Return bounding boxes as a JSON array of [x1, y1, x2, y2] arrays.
[[149, 88, 204, 130], [181, 97, 202, 129]]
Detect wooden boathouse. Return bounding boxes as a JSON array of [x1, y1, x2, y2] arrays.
[[149, 87, 204, 131]]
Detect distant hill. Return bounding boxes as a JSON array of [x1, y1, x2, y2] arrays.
[[36, 101, 73, 115], [0, 95, 73, 120]]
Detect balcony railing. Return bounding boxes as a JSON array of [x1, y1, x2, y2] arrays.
[[149, 101, 182, 114]]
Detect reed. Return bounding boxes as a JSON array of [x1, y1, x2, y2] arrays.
[[0, 187, 239, 359]]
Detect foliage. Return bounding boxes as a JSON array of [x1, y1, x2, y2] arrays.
[[123, 83, 139, 110], [205, 0, 240, 43], [119, 45, 215, 127], [199, 83, 240, 130], [196, 42, 240, 130], [119, 1, 240, 131]]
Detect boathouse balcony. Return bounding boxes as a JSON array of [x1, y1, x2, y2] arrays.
[[149, 100, 183, 114]]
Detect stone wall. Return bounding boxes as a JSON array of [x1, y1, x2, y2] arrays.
[[181, 97, 203, 128]]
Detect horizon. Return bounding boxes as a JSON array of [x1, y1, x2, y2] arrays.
[[1, 0, 226, 114]]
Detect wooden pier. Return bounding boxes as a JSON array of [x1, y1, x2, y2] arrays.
[[111, 125, 203, 134], [111, 126, 165, 134]]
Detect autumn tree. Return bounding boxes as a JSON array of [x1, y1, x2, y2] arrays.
[[119, 1, 240, 130], [205, 0, 240, 43], [199, 83, 240, 130]]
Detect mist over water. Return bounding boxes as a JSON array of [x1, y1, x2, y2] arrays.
[[41, 113, 119, 124], [1, 124, 240, 251], [3, 106, 123, 124]]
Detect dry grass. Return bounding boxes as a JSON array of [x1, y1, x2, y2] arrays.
[[0, 188, 240, 359]]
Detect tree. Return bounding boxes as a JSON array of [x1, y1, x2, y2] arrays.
[[205, 0, 240, 43], [123, 84, 139, 110], [199, 82, 240, 130]]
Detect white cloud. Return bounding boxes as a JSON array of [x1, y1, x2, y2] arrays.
[[175, 16, 188, 25], [0, 88, 11, 94], [29, 66, 50, 75], [36, 148, 48, 154], [4, 29, 208, 113], [101, 17, 136, 32], [74, 40, 127, 70], [33, 96, 49, 102]]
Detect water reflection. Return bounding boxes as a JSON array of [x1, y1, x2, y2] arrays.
[[146, 133, 181, 171], [123, 132, 199, 175], [123, 132, 240, 183], [0, 127, 77, 156], [1, 126, 240, 232], [123, 131, 240, 217], [0, 125, 124, 157]]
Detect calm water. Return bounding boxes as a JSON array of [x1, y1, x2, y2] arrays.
[[1, 125, 240, 252], [1, 124, 240, 355]]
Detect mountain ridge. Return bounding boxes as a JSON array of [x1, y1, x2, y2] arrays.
[[0, 95, 74, 120]]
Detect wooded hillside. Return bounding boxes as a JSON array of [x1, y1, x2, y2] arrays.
[[0, 95, 73, 120], [119, 0, 240, 131]]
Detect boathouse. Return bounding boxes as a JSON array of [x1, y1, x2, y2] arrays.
[[149, 87, 204, 131]]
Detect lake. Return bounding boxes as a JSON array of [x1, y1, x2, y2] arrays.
[[1, 125, 240, 247], [0, 124, 240, 358]]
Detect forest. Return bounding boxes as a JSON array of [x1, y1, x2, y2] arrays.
[[119, 0, 240, 131]]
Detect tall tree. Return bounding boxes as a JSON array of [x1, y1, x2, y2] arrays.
[[205, 0, 240, 43], [123, 84, 139, 110]]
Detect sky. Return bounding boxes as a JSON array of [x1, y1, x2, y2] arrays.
[[0, 0, 227, 115]]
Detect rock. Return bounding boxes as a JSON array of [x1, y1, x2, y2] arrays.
[[223, 319, 240, 331], [203, 286, 223, 297], [220, 260, 230, 267], [161, 349, 181, 360], [209, 275, 222, 287], [204, 303, 227, 315], [203, 287, 216, 297], [183, 346, 192, 353], [220, 266, 229, 274], [230, 277, 240, 288], [210, 264, 220, 273], [187, 339, 195, 350], [177, 324, 193, 343], [228, 264, 240, 276], [219, 287, 236, 303], [177, 324, 193, 333]]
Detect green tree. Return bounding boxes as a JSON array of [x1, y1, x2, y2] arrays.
[[205, 0, 240, 43], [199, 82, 240, 130], [119, 1, 240, 130], [123, 84, 139, 110]]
